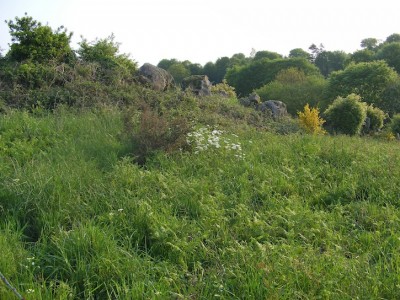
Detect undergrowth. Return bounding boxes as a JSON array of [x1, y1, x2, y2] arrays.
[[1, 105, 400, 299]]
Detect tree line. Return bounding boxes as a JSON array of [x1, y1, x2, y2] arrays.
[[1, 14, 400, 119]]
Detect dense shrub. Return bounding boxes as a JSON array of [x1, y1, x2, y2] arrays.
[[77, 35, 137, 85], [225, 58, 321, 96], [325, 61, 398, 109], [0, 97, 6, 113], [256, 68, 327, 115], [314, 50, 349, 77], [124, 106, 191, 165], [211, 79, 237, 98], [324, 94, 367, 135], [167, 63, 191, 85], [390, 114, 400, 135], [365, 105, 386, 132], [381, 79, 400, 116], [376, 42, 400, 74], [6, 14, 73, 63]]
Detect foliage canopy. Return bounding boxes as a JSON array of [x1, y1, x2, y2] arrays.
[[325, 60, 398, 108], [226, 58, 321, 96], [6, 13, 73, 63], [255, 68, 327, 115]]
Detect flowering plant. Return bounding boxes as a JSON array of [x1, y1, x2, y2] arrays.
[[187, 126, 244, 158]]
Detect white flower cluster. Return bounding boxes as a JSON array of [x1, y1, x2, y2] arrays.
[[109, 208, 124, 217], [187, 127, 245, 158], [23, 256, 39, 270]]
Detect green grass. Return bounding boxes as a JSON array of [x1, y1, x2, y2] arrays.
[[1, 106, 400, 299]]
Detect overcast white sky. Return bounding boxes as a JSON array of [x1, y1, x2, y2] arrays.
[[1, 0, 399, 66]]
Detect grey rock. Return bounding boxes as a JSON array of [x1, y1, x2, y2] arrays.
[[259, 100, 287, 118], [138, 63, 174, 91], [362, 116, 371, 133], [182, 75, 212, 96], [239, 93, 260, 108]]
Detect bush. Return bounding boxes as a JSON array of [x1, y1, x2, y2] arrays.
[[77, 35, 137, 85], [324, 94, 367, 135], [211, 79, 237, 98], [325, 61, 398, 109], [225, 58, 321, 96], [6, 14, 73, 63], [390, 114, 400, 136], [255, 69, 327, 115], [0, 97, 6, 113], [124, 106, 191, 165], [365, 105, 386, 133], [298, 104, 326, 134], [381, 79, 400, 116]]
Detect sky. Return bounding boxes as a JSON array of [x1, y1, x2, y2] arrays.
[[0, 0, 399, 66]]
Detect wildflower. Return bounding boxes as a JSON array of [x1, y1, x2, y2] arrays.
[[187, 127, 244, 159], [26, 289, 35, 294]]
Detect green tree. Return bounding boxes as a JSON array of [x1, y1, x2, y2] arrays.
[[315, 50, 349, 77], [229, 53, 250, 67], [360, 38, 379, 50], [390, 114, 400, 135], [203, 61, 217, 82], [308, 43, 324, 63], [226, 58, 321, 96], [365, 105, 386, 132], [158, 59, 203, 76], [255, 68, 327, 115], [381, 78, 400, 116], [204, 55, 249, 83], [385, 33, 400, 44], [6, 13, 73, 63], [167, 63, 190, 84], [325, 61, 398, 108], [182, 61, 203, 75], [212, 57, 231, 83], [157, 58, 179, 70], [349, 49, 375, 63], [253, 50, 282, 61], [376, 42, 400, 74], [289, 48, 310, 60]]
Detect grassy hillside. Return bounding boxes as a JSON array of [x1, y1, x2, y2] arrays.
[[1, 103, 400, 299]]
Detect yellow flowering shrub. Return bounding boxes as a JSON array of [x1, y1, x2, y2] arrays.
[[298, 104, 326, 134]]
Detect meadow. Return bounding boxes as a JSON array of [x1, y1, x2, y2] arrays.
[[1, 102, 400, 299]]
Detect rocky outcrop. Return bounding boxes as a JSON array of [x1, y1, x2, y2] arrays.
[[182, 75, 212, 96], [238, 93, 287, 118], [138, 63, 174, 91], [258, 100, 287, 118], [239, 93, 261, 108]]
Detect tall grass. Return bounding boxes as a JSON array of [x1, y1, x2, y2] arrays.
[[1, 106, 400, 299]]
